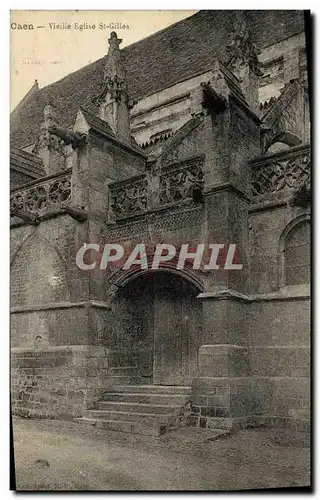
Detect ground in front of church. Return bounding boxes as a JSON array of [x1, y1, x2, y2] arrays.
[[12, 416, 310, 491]]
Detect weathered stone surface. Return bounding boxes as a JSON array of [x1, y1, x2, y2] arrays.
[[11, 346, 110, 419], [10, 13, 310, 434]]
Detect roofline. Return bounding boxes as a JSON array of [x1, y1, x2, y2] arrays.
[[10, 11, 199, 110], [11, 80, 39, 117], [121, 11, 198, 54], [10, 12, 198, 110], [260, 28, 305, 49], [10, 13, 305, 116]]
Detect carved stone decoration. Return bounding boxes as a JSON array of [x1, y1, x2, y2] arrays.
[[109, 176, 148, 219], [25, 186, 47, 212], [32, 104, 67, 157], [48, 178, 72, 205], [93, 31, 135, 144], [10, 173, 72, 216], [109, 157, 204, 220], [32, 104, 68, 175], [98, 31, 136, 107], [224, 20, 263, 77], [32, 127, 67, 158], [201, 82, 227, 115], [10, 192, 24, 213], [47, 125, 87, 150], [146, 161, 161, 210], [160, 162, 204, 206], [251, 147, 310, 197], [259, 96, 277, 114]]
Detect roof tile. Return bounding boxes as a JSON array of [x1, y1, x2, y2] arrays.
[[10, 10, 305, 150]]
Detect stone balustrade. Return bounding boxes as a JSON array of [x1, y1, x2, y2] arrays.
[[10, 170, 72, 216], [251, 145, 310, 198], [109, 156, 204, 220]]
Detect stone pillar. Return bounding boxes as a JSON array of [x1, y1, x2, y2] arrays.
[[236, 64, 260, 116], [33, 104, 67, 175], [284, 48, 300, 82], [189, 63, 261, 430], [190, 292, 253, 430], [70, 108, 146, 372], [222, 19, 263, 116]]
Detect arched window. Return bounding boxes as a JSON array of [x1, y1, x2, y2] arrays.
[[283, 219, 311, 286]]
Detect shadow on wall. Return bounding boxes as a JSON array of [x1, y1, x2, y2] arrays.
[[10, 233, 71, 348]]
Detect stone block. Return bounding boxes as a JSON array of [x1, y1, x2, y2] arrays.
[[198, 344, 250, 378], [215, 407, 231, 418], [200, 406, 216, 418]]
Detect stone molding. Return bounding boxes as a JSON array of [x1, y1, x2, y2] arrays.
[[197, 286, 310, 302], [204, 182, 251, 202], [11, 345, 110, 356], [11, 300, 112, 314], [197, 290, 251, 302]]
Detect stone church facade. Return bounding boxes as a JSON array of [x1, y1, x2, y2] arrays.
[[10, 11, 310, 436]]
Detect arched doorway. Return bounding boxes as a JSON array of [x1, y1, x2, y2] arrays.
[[113, 271, 203, 386]]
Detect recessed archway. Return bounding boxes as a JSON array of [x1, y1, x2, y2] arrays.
[[112, 271, 203, 386]]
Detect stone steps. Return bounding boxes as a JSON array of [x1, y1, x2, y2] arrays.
[[83, 409, 179, 425], [95, 401, 182, 414], [108, 367, 139, 376], [104, 376, 142, 386], [76, 384, 191, 436], [99, 392, 190, 405], [105, 385, 191, 394], [75, 417, 167, 436]]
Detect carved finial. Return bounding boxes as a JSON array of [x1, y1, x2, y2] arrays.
[[32, 104, 67, 174], [43, 103, 58, 127], [224, 20, 263, 77], [94, 32, 133, 145], [104, 31, 125, 81]]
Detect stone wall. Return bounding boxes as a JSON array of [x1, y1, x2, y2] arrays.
[[10, 215, 89, 348], [259, 32, 306, 103], [247, 297, 310, 430], [246, 179, 310, 429], [188, 294, 310, 431], [131, 30, 306, 149], [11, 346, 109, 419], [10, 51, 310, 431], [249, 204, 310, 294]]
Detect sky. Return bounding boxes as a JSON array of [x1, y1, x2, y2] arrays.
[[10, 10, 196, 111]]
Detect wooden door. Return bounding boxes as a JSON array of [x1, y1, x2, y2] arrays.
[[153, 275, 202, 385], [115, 277, 154, 382]]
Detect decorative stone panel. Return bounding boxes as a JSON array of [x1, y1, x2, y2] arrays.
[[109, 156, 204, 220], [10, 171, 72, 216], [251, 145, 310, 197]]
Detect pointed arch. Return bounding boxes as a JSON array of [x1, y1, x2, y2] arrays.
[[265, 130, 302, 154], [278, 214, 311, 288]]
